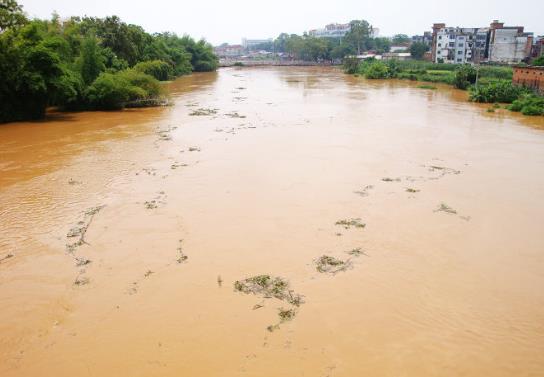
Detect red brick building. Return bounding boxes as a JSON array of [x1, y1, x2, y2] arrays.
[[512, 66, 544, 94]]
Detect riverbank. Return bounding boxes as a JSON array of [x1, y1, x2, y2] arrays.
[[345, 59, 544, 116]]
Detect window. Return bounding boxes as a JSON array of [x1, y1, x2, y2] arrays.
[[449, 42, 454, 47], [457, 58, 462, 62], [458, 43, 464, 47], [438, 43, 442, 47], [439, 36, 442, 39], [458, 51, 463, 55]]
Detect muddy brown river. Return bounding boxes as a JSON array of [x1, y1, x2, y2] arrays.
[[1, 67, 543, 376]]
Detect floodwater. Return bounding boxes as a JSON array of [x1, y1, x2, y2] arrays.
[[1, 67, 543, 377]]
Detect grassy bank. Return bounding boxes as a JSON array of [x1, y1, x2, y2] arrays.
[[344, 58, 543, 116]]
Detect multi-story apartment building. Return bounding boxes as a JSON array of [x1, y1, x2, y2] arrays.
[[308, 23, 379, 39], [412, 32, 432, 46], [309, 23, 351, 38], [488, 21, 533, 63], [430, 20, 533, 64], [432, 26, 489, 64]]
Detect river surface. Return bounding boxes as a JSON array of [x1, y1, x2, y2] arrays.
[[1, 67, 543, 377]]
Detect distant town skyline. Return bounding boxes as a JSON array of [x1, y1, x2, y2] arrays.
[[19, 0, 544, 45]]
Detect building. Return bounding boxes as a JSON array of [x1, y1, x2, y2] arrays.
[[308, 23, 379, 39], [382, 52, 412, 61], [242, 38, 273, 49], [430, 20, 533, 64], [432, 26, 490, 64], [412, 32, 432, 46], [513, 66, 544, 94], [309, 23, 351, 38], [214, 44, 245, 58], [488, 21, 533, 63], [531, 36, 544, 59]]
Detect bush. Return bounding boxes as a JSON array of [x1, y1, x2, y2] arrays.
[[85, 69, 161, 110], [453, 65, 477, 89], [364, 61, 390, 79], [508, 94, 544, 116], [469, 81, 528, 103], [134, 60, 173, 81]]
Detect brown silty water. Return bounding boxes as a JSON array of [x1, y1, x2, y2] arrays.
[[1, 67, 543, 376]]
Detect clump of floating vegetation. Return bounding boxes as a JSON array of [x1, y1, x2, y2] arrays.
[[234, 275, 304, 331], [144, 200, 158, 209], [315, 255, 352, 274], [354, 185, 373, 197], [176, 239, 188, 263], [434, 203, 457, 214], [382, 177, 401, 182], [189, 108, 218, 116], [74, 276, 90, 286], [171, 162, 188, 169], [234, 275, 303, 306], [335, 218, 365, 229], [66, 206, 105, 253], [406, 188, 420, 193], [225, 111, 246, 119], [188, 146, 201, 152], [346, 248, 365, 257]]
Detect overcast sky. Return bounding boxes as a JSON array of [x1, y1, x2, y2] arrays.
[[19, 0, 544, 45]]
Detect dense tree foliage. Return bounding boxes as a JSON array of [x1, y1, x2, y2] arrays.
[[392, 34, 411, 45], [0, 1, 218, 123], [409, 42, 429, 60], [268, 20, 388, 62], [0, 0, 26, 30]]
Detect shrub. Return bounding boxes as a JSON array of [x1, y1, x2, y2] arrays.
[[508, 94, 544, 116], [364, 61, 390, 79], [134, 60, 173, 81], [453, 65, 477, 90], [85, 69, 161, 110], [469, 81, 528, 103]]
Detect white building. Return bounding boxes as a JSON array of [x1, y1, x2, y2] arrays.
[[434, 27, 488, 64], [489, 27, 533, 63]]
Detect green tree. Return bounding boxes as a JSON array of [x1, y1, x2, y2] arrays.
[[77, 35, 106, 85], [0, 0, 26, 31], [410, 42, 428, 60], [345, 20, 371, 55], [454, 65, 477, 90], [392, 34, 411, 45]]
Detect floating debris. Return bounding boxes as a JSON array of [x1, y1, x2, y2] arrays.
[[278, 307, 296, 322], [144, 270, 154, 278], [225, 111, 247, 119], [354, 185, 374, 197], [188, 147, 201, 152], [234, 275, 303, 306], [0, 254, 14, 263], [171, 162, 188, 170], [346, 248, 366, 257], [176, 240, 188, 263], [66, 206, 105, 253], [75, 257, 91, 267], [382, 177, 401, 182], [74, 276, 90, 286], [145, 200, 158, 209], [234, 275, 304, 331], [406, 188, 420, 193], [189, 108, 218, 116], [335, 218, 365, 230], [434, 203, 457, 214], [217, 275, 223, 287], [68, 178, 82, 185], [315, 255, 352, 274]]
